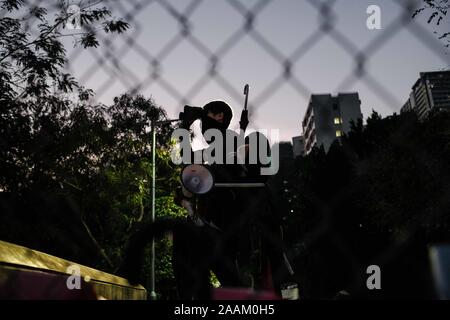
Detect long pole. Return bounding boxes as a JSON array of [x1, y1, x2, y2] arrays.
[[240, 84, 250, 131], [148, 118, 180, 300], [244, 84, 249, 110], [150, 121, 157, 300]]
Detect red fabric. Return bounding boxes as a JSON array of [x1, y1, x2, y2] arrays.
[[261, 259, 274, 290], [213, 287, 280, 300]]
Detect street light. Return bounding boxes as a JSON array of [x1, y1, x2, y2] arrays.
[[149, 118, 180, 300]]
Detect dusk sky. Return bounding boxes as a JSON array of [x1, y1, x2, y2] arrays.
[[61, 0, 449, 143]]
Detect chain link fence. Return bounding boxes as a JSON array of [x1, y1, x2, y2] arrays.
[[58, 0, 449, 116], [2, 0, 450, 300]]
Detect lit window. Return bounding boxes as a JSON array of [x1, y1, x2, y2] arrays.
[[336, 130, 342, 137], [334, 117, 343, 124]]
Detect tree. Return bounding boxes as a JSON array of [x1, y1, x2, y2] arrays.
[[285, 110, 450, 299], [0, 0, 186, 299], [413, 0, 450, 47], [0, 0, 129, 99]]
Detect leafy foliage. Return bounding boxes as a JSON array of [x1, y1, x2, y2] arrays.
[[413, 0, 450, 47], [0, 0, 129, 99], [0, 0, 183, 299], [284, 110, 450, 299]]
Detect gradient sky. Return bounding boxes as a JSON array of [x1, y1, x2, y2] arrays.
[[60, 0, 449, 143]]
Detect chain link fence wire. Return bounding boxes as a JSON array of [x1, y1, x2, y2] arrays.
[[3, 0, 450, 299], [58, 0, 449, 122]]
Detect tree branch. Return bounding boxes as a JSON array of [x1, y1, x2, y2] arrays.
[[0, 0, 108, 63]]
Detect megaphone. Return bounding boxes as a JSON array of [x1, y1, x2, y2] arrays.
[[181, 164, 214, 195], [181, 164, 266, 195]]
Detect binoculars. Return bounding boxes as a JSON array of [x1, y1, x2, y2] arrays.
[[179, 105, 204, 129]]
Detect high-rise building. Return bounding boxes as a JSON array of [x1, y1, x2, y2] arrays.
[[302, 93, 362, 154], [400, 70, 450, 120], [292, 135, 305, 158]]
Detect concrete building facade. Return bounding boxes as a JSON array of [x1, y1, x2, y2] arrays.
[[292, 135, 305, 158], [401, 71, 450, 120], [302, 93, 362, 154]]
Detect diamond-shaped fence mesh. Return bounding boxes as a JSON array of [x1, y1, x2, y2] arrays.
[[60, 0, 448, 121], [2, 0, 450, 300]]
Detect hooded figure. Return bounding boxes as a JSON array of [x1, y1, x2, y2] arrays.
[[201, 100, 233, 137], [176, 100, 244, 292]]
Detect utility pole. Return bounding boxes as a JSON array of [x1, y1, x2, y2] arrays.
[[149, 118, 180, 301], [149, 121, 157, 300]]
